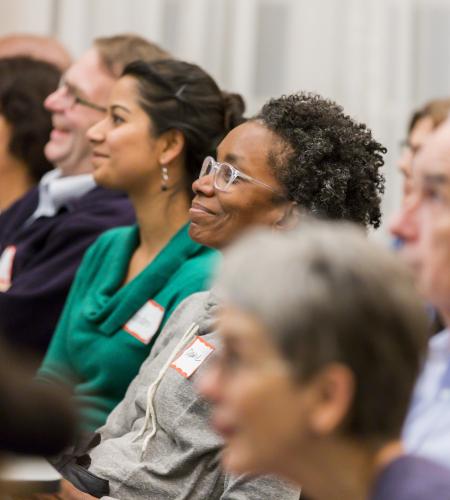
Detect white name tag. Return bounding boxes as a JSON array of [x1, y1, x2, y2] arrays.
[[171, 336, 215, 378], [124, 300, 165, 344], [0, 246, 16, 292]]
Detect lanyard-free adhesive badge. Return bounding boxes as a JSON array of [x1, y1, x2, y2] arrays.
[[171, 336, 215, 378], [124, 299, 165, 344], [0, 246, 16, 292]]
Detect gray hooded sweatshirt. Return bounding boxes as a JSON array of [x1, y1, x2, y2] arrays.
[[88, 291, 300, 499]]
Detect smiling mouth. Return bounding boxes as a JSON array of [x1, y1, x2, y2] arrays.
[[92, 151, 110, 159], [190, 201, 216, 215], [50, 128, 70, 139]]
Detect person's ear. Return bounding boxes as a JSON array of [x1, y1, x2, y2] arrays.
[[274, 201, 300, 230], [158, 129, 185, 165], [307, 364, 355, 436]]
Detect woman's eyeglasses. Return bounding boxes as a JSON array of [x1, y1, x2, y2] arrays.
[[199, 156, 283, 195]]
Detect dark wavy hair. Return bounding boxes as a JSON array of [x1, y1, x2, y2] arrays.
[[0, 57, 60, 182], [122, 59, 245, 197], [253, 92, 386, 228]]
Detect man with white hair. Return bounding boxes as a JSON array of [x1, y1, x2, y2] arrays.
[[0, 34, 169, 357], [390, 117, 450, 469]]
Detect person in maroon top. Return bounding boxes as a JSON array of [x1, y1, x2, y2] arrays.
[[0, 35, 169, 358], [200, 221, 450, 500]]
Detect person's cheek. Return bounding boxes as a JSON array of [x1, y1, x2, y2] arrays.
[[431, 216, 450, 296], [196, 360, 222, 404], [420, 214, 450, 302]]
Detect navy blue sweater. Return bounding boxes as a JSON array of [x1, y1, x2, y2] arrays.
[[0, 186, 135, 356]]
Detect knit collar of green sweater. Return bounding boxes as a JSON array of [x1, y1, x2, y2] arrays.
[[84, 223, 208, 336]]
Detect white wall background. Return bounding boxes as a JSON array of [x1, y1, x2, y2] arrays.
[[1, 0, 450, 240]]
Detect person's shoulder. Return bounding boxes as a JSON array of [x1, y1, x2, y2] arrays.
[[372, 454, 450, 500], [165, 291, 211, 326], [149, 291, 211, 358], [4, 187, 39, 213], [429, 328, 450, 352], [96, 224, 135, 241], [0, 188, 39, 236], [85, 225, 136, 254], [60, 225, 135, 285], [56, 189, 134, 235], [69, 187, 135, 226], [173, 245, 219, 281], [223, 473, 300, 500], [77, 186, 128, 205]]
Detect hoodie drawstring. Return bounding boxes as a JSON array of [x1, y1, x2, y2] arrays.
[[134, 322, 199, 458]]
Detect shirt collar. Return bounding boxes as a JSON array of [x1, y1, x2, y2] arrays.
[[428, 328, 450, 358], [28, 169, 96, 222]]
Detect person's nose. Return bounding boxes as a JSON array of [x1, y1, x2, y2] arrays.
[[389, 195, 419, 243], [192, 172, 215, 197], [44, 85, 68, 113], [87, 117, 108, 145], [397, 148, 413, 178]]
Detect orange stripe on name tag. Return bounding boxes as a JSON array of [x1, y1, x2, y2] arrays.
[[171, 336, 215, 378]]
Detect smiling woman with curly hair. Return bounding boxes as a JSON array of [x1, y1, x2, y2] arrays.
[[255, 92, 386, 228]]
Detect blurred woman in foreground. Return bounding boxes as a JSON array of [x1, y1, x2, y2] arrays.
[[201, 223, 450, 500]]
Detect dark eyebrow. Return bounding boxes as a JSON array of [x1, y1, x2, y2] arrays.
[[222, 153, 244, 164], [111, 104, 131, 114], [221, 153, 253, 175], [423, 173, 450, 187]]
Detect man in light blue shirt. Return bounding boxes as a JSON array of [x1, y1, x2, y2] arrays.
[[391, 118, 450, 469], [402, 328, 450, 466]]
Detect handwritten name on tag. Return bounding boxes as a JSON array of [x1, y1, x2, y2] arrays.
[[171, 336, 215, 378], [0, 246, 16, 292], [124, 300, 164, 344]]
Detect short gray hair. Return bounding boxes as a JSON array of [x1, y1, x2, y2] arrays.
[[215, 220, 428, 440]]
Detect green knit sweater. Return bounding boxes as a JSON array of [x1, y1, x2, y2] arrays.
[[38, 224, 218, 431]]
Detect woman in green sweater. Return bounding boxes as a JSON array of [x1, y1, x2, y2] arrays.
[[38, 59, 245, 430]]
